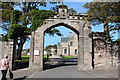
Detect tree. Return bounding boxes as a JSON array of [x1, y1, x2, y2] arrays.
[[52, 44, 57, 54], [50, 5, 58, 14], [8, 10, 30, 60], [2, 2, 62, 60], [2, 2, 14, 32], [83, 2, 120, 41], [68, 8, 77, 15], [2, 2, 62, 59], [25, 49, 30, 53], [44, 45, 53, 55], [115, 39, 120, 42], [44, 44, 57, 55], [30, 10, 62, 36], [83, 2, 120, 66], [19, 2, 62, 60]]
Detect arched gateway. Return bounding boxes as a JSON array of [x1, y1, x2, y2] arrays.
[[29, 4, 92, 71]]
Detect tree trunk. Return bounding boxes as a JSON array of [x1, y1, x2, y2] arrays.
[[12, 38, 17, 70], [104, 22, 111, 42], [17, 37, 26, 60], [17, 43, 24, 60], [104, 22, 113, 66]]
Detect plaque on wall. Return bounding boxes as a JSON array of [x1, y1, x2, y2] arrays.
[[34, 50, 40, 56]]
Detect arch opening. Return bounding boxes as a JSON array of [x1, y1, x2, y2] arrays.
[[43, 24, 79, 70], [29, 20, 93, 71], [44, 22, 79, 36]]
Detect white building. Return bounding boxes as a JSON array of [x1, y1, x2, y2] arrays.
[[57, 32, 78, 56]]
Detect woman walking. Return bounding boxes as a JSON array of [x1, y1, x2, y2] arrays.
[[0, 55, 10, 80]]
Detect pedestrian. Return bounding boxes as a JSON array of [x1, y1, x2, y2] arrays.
[[0, 54, 10, 80]]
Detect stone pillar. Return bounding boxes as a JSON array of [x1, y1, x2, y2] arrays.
[[29, 31, 44, 71], [83, 23, 92, 69], [36, 31, 44, 71], [29, 32, 34, 70], [78, 23, 84, 70], [78, 22, 92, 70], [8, 39, 14, 70]]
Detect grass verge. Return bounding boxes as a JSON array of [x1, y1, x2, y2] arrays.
[[16, 56, 29, 62], [62, 56, 76, 59]]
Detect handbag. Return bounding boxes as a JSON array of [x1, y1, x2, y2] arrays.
[[9, 70, 14, 79]]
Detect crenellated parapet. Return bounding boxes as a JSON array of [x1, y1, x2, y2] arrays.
[[50, 13, 88, 20], [49, 3, 88, 20]]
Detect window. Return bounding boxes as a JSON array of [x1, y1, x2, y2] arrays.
[[75, 49, 77, 54], [64, 49, 67, 54], [70, 41, 73, 46]]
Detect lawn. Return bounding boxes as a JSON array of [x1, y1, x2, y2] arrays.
[[15, 55, 76, 62], [61, 56, 76, 59], [16, 55, 48, 62], [16, 56, 29, 62]]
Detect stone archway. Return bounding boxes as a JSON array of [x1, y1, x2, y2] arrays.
[[29, 18, 92, 71], [28, 3, 92, 71]]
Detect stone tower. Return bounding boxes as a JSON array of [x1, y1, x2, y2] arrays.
[[57, 3, 68, 18]]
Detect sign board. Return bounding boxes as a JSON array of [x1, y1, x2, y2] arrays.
[[34, 50, 40, 56]]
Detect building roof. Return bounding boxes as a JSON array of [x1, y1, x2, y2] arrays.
[[61, 37, 69, 42]]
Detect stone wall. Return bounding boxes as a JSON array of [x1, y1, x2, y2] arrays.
[[92, 32, 119, 68], [0, 40, 13, 68], [0, 41, 10, 60]]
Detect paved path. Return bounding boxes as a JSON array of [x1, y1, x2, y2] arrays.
[[0, 56, 119, 80], [29, 57, 119, 79], [0, 68, 36, 80], [29, 65, 118, 78], [0, 65, 118, 80]]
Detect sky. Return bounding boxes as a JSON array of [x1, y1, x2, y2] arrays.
[[0, 2, 119, 49]]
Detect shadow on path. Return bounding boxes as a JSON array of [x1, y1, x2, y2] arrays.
[[43, 57, 78, 70], [13, 62, 29, 70], [13, 76, 27, 80]]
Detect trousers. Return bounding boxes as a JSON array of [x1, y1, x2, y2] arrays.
[[1, 70, 7, 80]]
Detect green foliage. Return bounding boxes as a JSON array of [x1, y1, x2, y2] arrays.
[[21, 55, 29, 58], [45, 28, 63, 36], [10, 10, 22, 24], [115, 39, 120, 42], [25, 49, 30, 53], [30, 10, 55, 31], [8, 24, 29, 39], [2, 2, 62, 61], [83, 2, 120, 25], [2, 2, 14, 10], [0, 34, 8, 41], [16, 56, 29, 62], [62, 56, 76, 59], [50, 5, 58, 14], [44, 56, 48, 58], [83, 2, 120, 41], [44, 45, 53, 52], [44, 44, 57, 52], [68, 8, 77, 15], [8, 10, 30, 39], [2, 2, 14, 21], [2, 9, 12, 21]]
